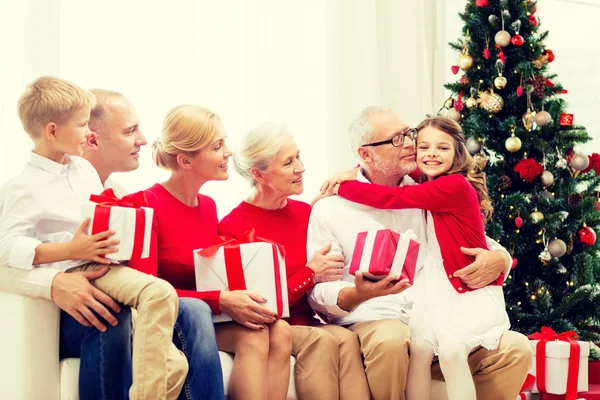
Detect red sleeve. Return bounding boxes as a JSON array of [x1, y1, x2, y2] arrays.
[[286, 266, 315, 306], [175, 288, 221, 315], [338, 174, 471, 213]]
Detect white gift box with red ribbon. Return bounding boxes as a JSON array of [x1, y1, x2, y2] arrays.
[[349, 228, 419, 283], [194, 240, 289, 323], [81, 189, 153, 261]]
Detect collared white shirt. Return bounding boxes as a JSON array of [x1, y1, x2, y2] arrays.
[[307, 169, 511, 326], [0, 152, 103, 273]]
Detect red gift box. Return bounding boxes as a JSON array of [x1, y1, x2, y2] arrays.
[[349, 229, 419, 283], [560, 113, 574, 126]]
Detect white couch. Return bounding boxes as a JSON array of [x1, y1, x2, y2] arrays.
[[0, 292, 298, 400], [0, 291, 450, 400]]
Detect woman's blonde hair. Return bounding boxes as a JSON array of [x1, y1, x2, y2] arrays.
[[152, 105, 222, 171], [416, 116, 494, 223], [18, 76, 95, 138]]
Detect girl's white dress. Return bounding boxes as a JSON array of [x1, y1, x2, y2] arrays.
[[409, 212, 511, 355]]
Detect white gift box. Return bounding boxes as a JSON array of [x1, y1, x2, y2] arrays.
[[81, 202, 153, 261], [529, 339, 589, 394], [516, 392, 531, 400], [194, 241, 289, 323]]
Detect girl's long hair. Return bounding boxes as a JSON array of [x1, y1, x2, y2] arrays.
[[416, 116, 493, 223]]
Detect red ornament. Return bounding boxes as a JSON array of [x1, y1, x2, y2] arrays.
[[528, 15, 539, 27], [578, 226, 597, 247], [476, 0, 489, 6], [483, 48, 491, 60], [595, 200, 600, 211], [545, 79, 555, 87], [495, 45, 506, 63], [514, 158, 544, 183], [517, 86, 523, 97], [545, 49, 555, 62], [515, 217, 523, 229], [582, 153, 600, 175], [451, 65, 459, 75], [511, 35, 524, 46], [455, 91, 464, 112], [511, 258, 518, 269], [560, 113, 574, 126]]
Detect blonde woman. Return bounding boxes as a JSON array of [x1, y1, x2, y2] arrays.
[[129, 106, 292, 400]]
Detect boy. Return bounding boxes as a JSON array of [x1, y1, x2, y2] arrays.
[[0, 76, 187, 400]]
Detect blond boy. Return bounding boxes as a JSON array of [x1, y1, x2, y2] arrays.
[[0, 76, 187, 400]]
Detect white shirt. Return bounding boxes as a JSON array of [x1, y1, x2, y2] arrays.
[[0, 153, 103, 298], [307, 170, 511, 326]]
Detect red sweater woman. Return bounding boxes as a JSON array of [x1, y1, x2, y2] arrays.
[[220, 122, 369, 400]]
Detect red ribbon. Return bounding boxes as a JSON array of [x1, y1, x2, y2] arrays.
[[518, 373, 535, 399], [527, 327, 581, 400], [197, 228, 286, 318], [89, 189, 148, 260]]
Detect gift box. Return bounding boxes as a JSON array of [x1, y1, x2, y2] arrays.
[[349, 229, 419, 283], [517, 392, 531, 400], [517, 374, 535, 400], [194, 237, 289, 323], [81, 189, 153, 261], [528, 327, 590, 399]]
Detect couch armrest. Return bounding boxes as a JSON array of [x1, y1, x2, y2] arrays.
[[0, 291, 60, 400]]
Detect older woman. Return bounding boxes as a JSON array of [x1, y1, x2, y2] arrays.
[[129, 107, 292, 400], [218, 123, 370, 400]]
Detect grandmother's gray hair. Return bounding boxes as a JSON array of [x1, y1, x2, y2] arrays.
[[348, 106, 392, 153], [233, 122, 293, 186]]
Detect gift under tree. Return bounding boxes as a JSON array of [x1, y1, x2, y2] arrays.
[[442, 0, 600, 348]]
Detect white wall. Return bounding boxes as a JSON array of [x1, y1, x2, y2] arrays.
[[443, 0, 600, 155]]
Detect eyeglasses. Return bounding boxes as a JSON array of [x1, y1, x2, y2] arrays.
[[362, 128, 417, 148]]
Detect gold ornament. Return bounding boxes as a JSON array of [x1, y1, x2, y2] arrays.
[[532, 54, 549, 69], [540, 171, 554, 187], [530, 211, 544, 224], [570, 153, 590, 171], [522, 110, 536, 132], [444, 97, 454, 109], [458, 54, 474, 71], [548, 239, 567, 258], [494, 30, 511, 47], [479, 90, 504, 113], [494, 75, 507, 90], [466, 97, 478, 109], [447, 108, 462, 121], [505, 135, 522, 152], [473, 153, 489, 171], [466, 137, 481, 154]]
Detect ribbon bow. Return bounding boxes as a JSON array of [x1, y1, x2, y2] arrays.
[[198, 228, 286, 258], [90, 188, 148, 208], [527, 326, 580, 400]]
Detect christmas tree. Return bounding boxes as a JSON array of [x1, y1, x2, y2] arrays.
[[443, 0, 600, 342]]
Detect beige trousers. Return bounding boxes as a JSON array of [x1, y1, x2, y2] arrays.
[[291, 324, 370, 400], [347, 320, 533, 400], [71, 265, 188, 400]]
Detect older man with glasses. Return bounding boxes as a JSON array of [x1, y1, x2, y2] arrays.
[[307, 106, 533, 400]]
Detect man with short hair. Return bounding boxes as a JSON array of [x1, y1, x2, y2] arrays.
[[308, 106, 533, 400]]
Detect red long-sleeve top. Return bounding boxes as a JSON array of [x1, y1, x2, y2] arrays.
[[338, 174, 502, 293], [218, 200, 319, 326], [128, 183, 222, 314]]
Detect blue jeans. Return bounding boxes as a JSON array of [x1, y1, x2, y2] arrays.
[[173, 298, 225, 400], [59, 305, 133, 400]]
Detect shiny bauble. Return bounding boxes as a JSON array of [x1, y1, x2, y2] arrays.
[[458, 54, 474, 71], [578, 226, 597, 247], [548, 239, 567, 258], [466, 137, 481, 155], [494, 30, 512, 47], [540, 171, 554, 187], [530, 211, 544, 224], [466, 97, 478, 109], [534, 111, 552, 127], [522, 111, 536, 132], [480, 90, 504, 113], [505, 136, 522, 153], [570, 153, 590, 171], [447, 108, 462, 122], [494, 76, 508, 89]]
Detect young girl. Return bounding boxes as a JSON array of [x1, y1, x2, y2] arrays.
[[321, 116, 510, 400]]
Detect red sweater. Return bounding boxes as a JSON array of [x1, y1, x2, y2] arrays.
[[218, 200, 318, 326], [128, 183, 221, 314], [338, 174, 502, 293]]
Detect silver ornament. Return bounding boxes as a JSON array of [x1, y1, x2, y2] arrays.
[[540, 171, 554, 187], [447, 108, 462, 122], [541, 190, 555, 200], [494, 30, 511, 47], [556, 157, 568, 169], [539, 248, 552, 263], [559, 211, 569, 220], [570, 153, 590, 171], [548, 239, 567, 258], [557, 264, 567, 274], [534, 111, 552, 127], [466, 137, 482, 155]]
